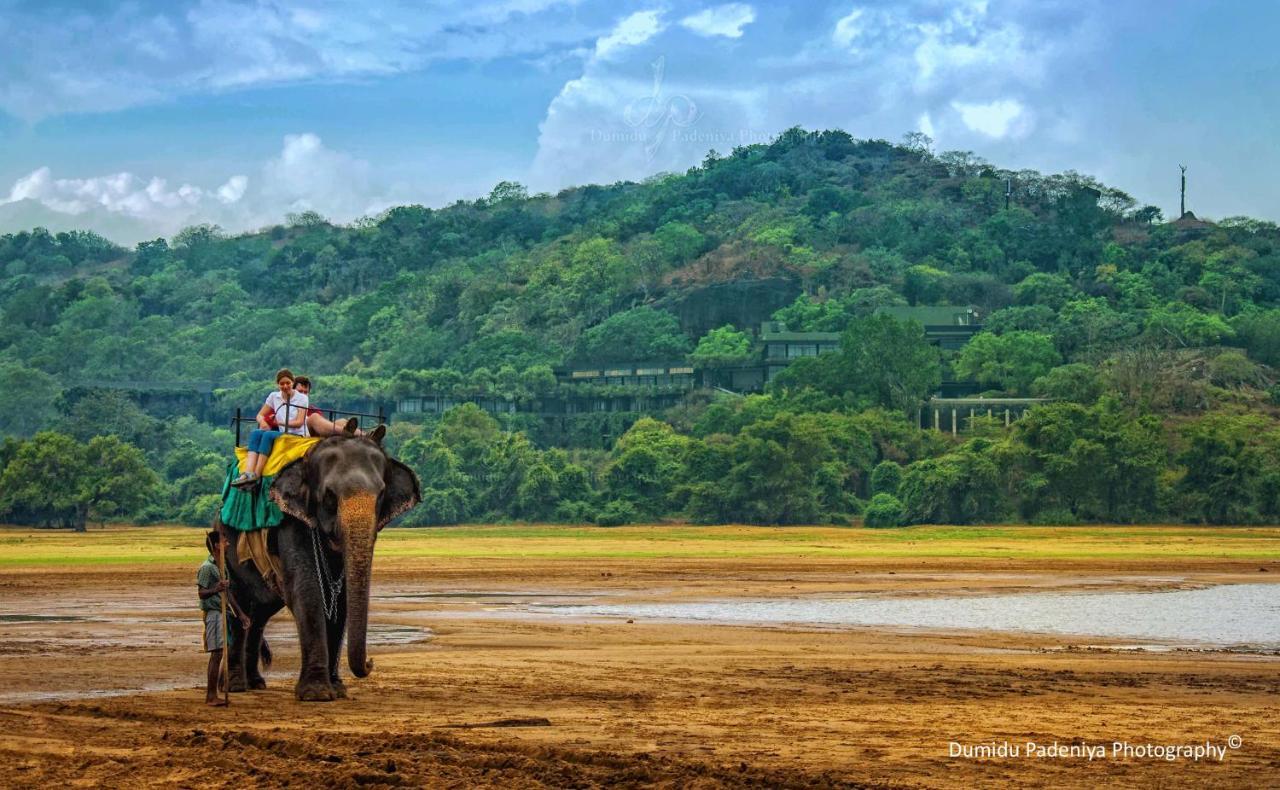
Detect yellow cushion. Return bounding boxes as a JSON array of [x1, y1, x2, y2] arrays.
[[235, 434, 321, 477]]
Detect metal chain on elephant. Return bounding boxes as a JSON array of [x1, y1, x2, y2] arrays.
[[310, 527, 344, 621]]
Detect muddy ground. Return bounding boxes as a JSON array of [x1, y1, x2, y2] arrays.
[[1, 539, 1278, 788]]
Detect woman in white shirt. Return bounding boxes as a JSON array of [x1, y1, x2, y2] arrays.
[[230, 368, 309, 489]]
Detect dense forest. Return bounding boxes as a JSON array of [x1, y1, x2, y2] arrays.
[[2, 127, 1278, 529]]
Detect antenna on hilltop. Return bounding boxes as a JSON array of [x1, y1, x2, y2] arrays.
[[1005, 177, 1012, 211], [1179, 164, 1187, 218]]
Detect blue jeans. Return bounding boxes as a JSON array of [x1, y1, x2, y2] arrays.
[[247, 429, 283, 455]]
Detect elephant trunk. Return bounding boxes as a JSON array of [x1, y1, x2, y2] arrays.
[[340, 492, 378, 678]]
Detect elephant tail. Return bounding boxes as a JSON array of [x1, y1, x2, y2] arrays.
[[260, 638, 273, 669]]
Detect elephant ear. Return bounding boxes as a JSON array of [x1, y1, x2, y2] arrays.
[[378, 458, 421, 530], [270, 459, 316, 529]]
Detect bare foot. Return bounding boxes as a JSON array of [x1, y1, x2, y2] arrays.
[[206, 698, 229, 707]]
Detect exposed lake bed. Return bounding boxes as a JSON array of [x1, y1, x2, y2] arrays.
[[2, 525, 1278, 788]]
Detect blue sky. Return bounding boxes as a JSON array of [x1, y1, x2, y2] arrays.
[[0, 0, 1277, 244]]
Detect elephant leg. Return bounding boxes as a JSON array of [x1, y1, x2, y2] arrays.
[[326, 590, 348, 699], [245, 612, 275, 689], [226, 619, 249, 693], [282, 529, 336, 702], [250, 599, 282, 689]]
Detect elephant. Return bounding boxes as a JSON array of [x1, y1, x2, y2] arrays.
[[220, 424, 421, 701]]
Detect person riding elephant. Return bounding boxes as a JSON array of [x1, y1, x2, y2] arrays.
[[221, 422, 420, 700]]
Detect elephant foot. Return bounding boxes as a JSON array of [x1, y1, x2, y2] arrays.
[[228, 680, 249, 693], [249, 676, 268, 690], [330, 679, 348, 699], [295, 679, 336, 702]]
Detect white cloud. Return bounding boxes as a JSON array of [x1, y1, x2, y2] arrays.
[[680, 4, 756, 39], [0, 133, 399, 244], [1, 166, 242, 225], [824, 1, 1057, 96], [216, 175, 249, 204], [914, 24, 1035, 89], [832, 8, 866, 49], [260, 133, 380, 220], [0, 0, 590, 121], [594, 10, 666, 61], [529, 0, 1100, 194], [951, 98, 1030, 139], [917, 112, 935, 139]]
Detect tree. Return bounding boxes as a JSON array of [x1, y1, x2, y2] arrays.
[[1056, 297, 1138, 358], [689, 325, 753, 368], [1143, 303, 1233, 348], [286, 210, 329, 228], [1198, 245, 1260, 315], [604, 418, 690, 517], [774, 315, 941, 417], [0, 432, 158, 530], [718, 414, 836, 524], [804, 186, 857, 219], [1232, 309, 1280, 366], [902, 264, 949, 305], [172, 224, 224, 249], [576, 307, 691, 364], [0, 432, 88, 528], [1031, 363, 1102, 403], [1005, 401, 1163, 522], [864, 493, 905, 527], [653, 221, 707, 265], [132, 238, 172, 276], [898, 441, 1004, 524], [1013, 273, 1076, 310], [79, 435, 161, 527], [401, 435, 469, 490], [57, 390, 161, 447], [700, 411, 872, 524], [869, 461, 903, 496], [487, 181, 529, 205], [0, 362, 61, 437], [433, 404, 501, 482], [955, 331, 1060, 395], [1176, 412, 1280, 523], [982, 305, 1057, 335]]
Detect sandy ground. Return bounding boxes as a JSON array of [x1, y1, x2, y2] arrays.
[[1, 536, 1278, 788]]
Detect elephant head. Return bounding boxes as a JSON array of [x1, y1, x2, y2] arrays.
[[270, 424, 420, 678]]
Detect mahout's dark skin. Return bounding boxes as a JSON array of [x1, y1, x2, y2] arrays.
[[222, 425, 420, 701]]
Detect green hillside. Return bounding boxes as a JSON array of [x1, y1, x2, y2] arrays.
[[2, 128, 1278, 528]]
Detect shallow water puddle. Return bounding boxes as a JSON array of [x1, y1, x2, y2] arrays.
[[526, 583, 1280, 649]]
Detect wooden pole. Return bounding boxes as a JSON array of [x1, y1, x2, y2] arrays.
[[218, 532, 230, 706]]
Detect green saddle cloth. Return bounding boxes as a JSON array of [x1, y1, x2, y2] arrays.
[[219, 463, 283, 532]]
